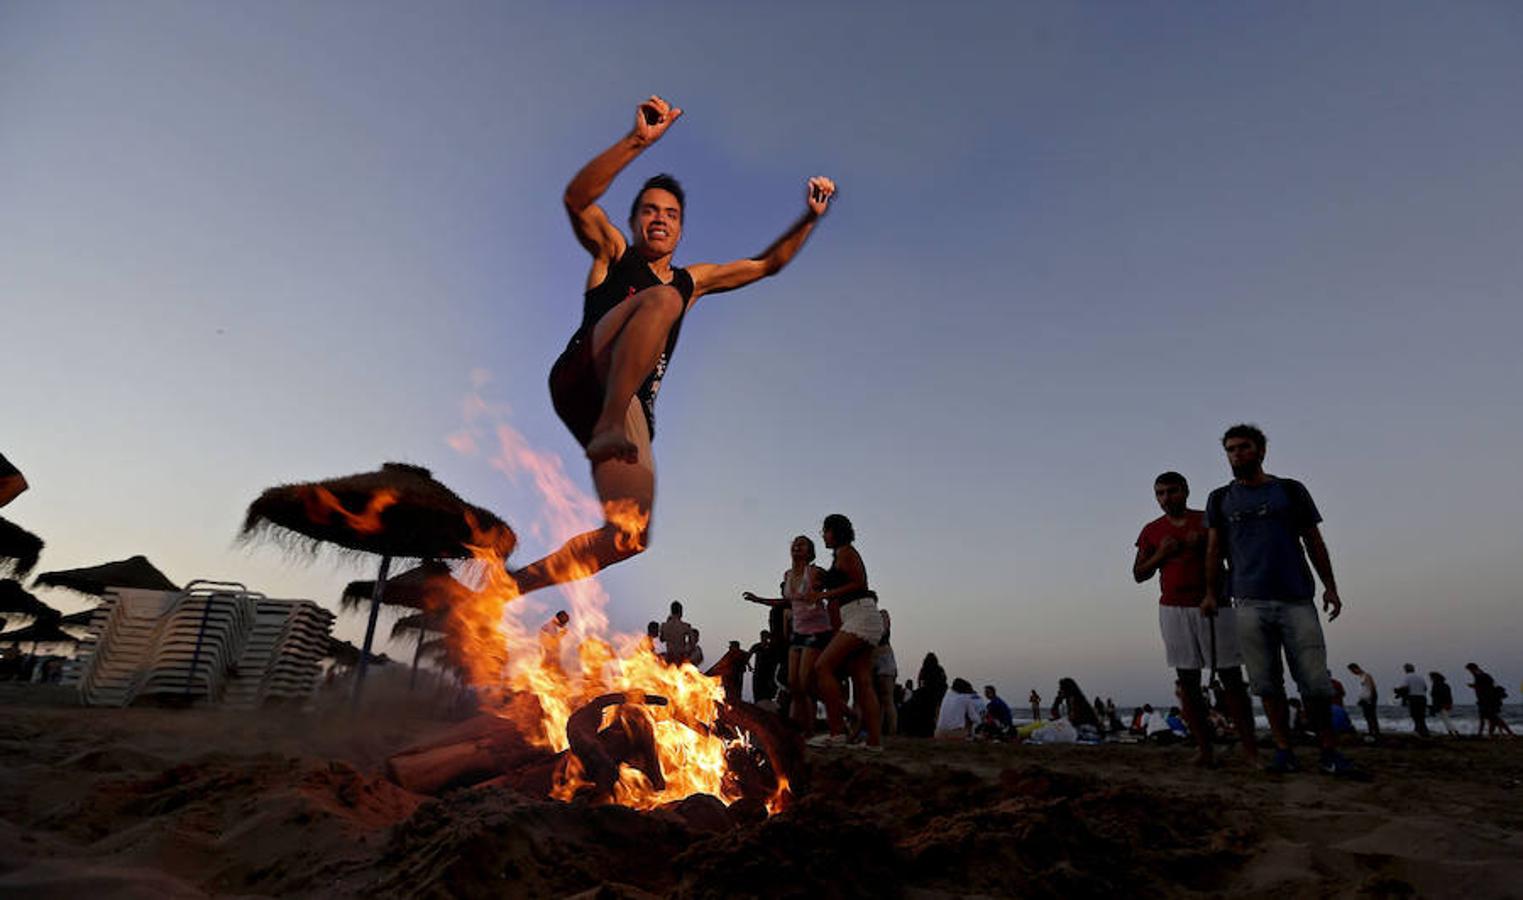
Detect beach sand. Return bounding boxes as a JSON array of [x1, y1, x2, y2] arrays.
[[2, 687, 1521, 899]]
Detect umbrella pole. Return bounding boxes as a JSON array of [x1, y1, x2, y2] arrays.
[[410, 628, 426, 691], [353, 554, 391, 709]]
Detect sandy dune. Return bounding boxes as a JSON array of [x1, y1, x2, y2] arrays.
[[1, 689, 1520, 898]]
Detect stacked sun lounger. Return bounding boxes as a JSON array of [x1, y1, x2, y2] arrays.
[[222, 599, 334, 708], [64, 581, 333, 708]]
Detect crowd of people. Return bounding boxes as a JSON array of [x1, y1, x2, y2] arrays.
[[664, 424, 1517, 768]]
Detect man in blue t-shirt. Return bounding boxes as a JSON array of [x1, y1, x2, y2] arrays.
[[1202, 424, 1359, 777]]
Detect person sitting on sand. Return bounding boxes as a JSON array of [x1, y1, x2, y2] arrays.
[[1050, 678, 1103, 741], [936, 678, 986, 740], [979, 685, 1013, 738], [743, 535, 830, 734], [507, 94, 837, 600]]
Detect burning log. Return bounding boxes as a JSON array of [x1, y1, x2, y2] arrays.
[[716, 700, 807, 809], [563, 692, 669, 801], [385, 713, 553, 795]]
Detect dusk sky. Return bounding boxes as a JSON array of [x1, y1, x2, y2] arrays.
[[3, 2, 1520, 703]]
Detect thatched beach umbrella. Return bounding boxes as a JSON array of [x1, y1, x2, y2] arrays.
[[2, 616, 81, 653], [33, 555, 179, 596], [241, 462, 514, 706], [325, 636, 392, 669], [341, 560, 474, 689], [0, 579, 57, 623], [0, 516, 44, 579]]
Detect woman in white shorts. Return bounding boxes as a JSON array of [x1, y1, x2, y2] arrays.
[[806, 514, 884, 751]]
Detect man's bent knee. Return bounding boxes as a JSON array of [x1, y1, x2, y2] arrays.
[[635, 284, 683, 318]]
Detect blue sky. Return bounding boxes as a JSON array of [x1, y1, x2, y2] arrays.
[[3, 2, 1520, 702]]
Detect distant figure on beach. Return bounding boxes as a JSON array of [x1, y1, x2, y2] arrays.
[[659, 601, 695, 665], [688, 629, 705, 668], [1050, 677, 1102, 740], [706, 640, 749, 702], [1399, 663, 1431, 737], [642, 620, 663, 657], [1029, 689, 1041, 722], [901, 654, 948, 737], [0, 453, 27, 509], [539, 610, 570, 669], [1465, 663, 1514, 737], [936, 678, 986, 740], [1429, 672, 1460, 736], [806, 515, 884, 750], [1134, 471, 1258, 767], [874, 610, 898, 736], [743, 535, 830, 733], [1347, 663, 1380, 737], [981, 685, 1013, 738], [1203, 425, 1357, 776], [748, 629, 779, 705], [508, 95, 837, 599]]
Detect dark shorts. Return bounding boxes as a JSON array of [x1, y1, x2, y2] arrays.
[[790, 630, 832, 651], [549, 334, 599, 448]]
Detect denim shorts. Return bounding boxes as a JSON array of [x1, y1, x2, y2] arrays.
[[790, 630, 832, 651], [1233, 598, 1333, 699]]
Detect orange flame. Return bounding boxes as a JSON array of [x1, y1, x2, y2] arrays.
[[440, 385, 774, 812], [302, 486, 397, 533]]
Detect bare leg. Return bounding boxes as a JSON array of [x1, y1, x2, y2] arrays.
[[511, 400, 654, 596], [815, 633, 869, 738], [787, 646, 811, 732], [850, 653, 881, 747], [584, 284, 683, 464], [1219, 669, 1260, 763], [1175, 669, 1214, 766]]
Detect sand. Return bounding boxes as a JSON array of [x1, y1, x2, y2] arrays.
[[2, 686, 1521, 899]]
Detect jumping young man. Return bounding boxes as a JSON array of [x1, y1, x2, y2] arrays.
[[1201, 424, 1359, 776], [1134, 471, 1258, 766], [509, 95, 837, 597]]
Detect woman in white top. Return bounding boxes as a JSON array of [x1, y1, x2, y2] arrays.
[[743, 535, 830, 732], [936, 678, 987, 739]]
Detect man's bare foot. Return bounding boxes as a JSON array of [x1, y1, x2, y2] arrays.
[[1191, 747, 1216, 768], [585, 427, 637, 464]]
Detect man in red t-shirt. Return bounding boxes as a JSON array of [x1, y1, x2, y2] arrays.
[[1134, 471, 1258, 766]]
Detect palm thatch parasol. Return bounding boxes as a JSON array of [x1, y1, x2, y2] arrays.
[[33, 555, 179, 596], [0, 516, 43, 579], [325, 636, 392, 669], [339, 559, 469, 612], [241, 462, 513, 706], [1, 608, 77, 655], [389, 608, 456, 688], [0, 579, 57, 622]]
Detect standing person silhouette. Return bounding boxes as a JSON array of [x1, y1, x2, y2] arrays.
[[510, 95, 837, 597]]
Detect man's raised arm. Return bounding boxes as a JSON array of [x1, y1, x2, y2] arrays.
[[563, 95, 683, 258], [688, 176, 837, 299]]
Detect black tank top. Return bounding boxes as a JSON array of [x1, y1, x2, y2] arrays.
[[822, 550, 874, 604], [574, 249, 695, 439]]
